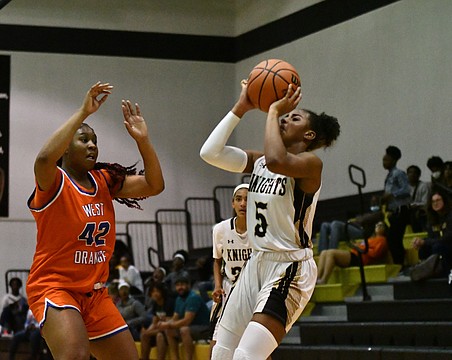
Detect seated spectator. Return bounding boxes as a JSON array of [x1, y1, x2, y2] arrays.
[[317, 220, 365, 253], [0, 278, 28, 335], [140, 283, 175, 360], [116, 280, 146, 341], [8, 309, 42, 360], [144, 267, 167, 303], [107, 282, 120, 306], [316, 222, 388, 284], [407, 165, 429, 232], [317, 196, 383, 253], [191, 255, 214, 304], [158, 276, 210, 360], [411, 190, 452, 279], [143, 267, 167, 327], [164, 250, 191, 298], [119, 255, 144, 295]]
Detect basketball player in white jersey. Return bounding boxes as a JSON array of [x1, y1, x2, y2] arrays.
[[209, 183, 251, 356], [200, 81, 340, 360]]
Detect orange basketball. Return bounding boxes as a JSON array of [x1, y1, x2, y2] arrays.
[[246, 59, 301, 113]]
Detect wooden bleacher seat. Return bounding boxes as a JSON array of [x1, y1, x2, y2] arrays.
[[135, 341, 210, 360]]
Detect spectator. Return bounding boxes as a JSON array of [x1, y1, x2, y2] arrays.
[[143, 267, 167, 316], [164, 251, 191, 298], [158, 276, 210, 360], [191, 255, 214, 304], [119, 255, 144, 295], [433, 161, 452, 200], [411, 190, 452, 279], [8, 309, 42, 360], [140, 283, 175, 360], [407, 165, 429, 232], [116, 280, 147, 341], [427, 155, 445, 188], [108, 252, 121, 284], [317, 196, 382, 253], [444, 161, 452, 191], [381, 145, 411, 265], [317, 222, 389, 284], [107, 282, 120, 306], [0, 278, 28, 335]]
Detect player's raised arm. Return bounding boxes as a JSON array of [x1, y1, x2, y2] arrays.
[[34, 82, 112, 191], [115, 100, 164, 199]]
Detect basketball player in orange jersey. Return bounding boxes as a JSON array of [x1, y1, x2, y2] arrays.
[[200, 81, 340, 360], [26, 82, 164, 360]]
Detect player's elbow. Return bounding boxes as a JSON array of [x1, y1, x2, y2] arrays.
[[148, 181, 165, 196], [199, 145, 215, 164]]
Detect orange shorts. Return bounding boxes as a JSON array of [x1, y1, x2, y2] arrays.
[[28, 287, 127, 340]]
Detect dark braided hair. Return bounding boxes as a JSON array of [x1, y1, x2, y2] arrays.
[[304, 109, 340, 150], [95, 162, 146, 210]]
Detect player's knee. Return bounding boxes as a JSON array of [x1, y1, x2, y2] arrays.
[[211, 343, 234, 360], [233, 348, 252, 360]]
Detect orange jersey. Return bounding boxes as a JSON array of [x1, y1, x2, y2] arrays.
[[27, 167, 120, 299], [351, 235, 388, 266]]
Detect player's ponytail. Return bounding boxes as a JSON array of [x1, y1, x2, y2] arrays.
[[95, 162, 146, 210], [304, 110, 340, 150]]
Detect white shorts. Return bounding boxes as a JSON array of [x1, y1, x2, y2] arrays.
[[218, 249, 317, 336], [210, 278, 233, 341]]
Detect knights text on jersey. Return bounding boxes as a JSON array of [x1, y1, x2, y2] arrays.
[[26, 168, 117, 295], [247, 156, 320, 252], [212, 217, 252, 284]]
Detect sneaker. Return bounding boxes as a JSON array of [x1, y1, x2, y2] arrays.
[[2, 329, 13, 338]]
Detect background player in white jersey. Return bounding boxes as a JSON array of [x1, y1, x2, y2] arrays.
[[200, 81, 340, 360], [209, 183, 251, 356]]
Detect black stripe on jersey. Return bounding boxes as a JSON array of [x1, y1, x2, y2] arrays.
[[261, 261, 299, 326], [208, 298, 223, 340], [229, 217, 236, 231], [293, 187, 314, 248]]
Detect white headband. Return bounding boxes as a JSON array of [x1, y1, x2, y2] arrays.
[[174, 253, 185, 262], [233, 183, 249, 197]]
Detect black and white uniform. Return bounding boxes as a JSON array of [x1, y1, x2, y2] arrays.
[[218, 156, 318, 335], [210, 217, 251, 340]]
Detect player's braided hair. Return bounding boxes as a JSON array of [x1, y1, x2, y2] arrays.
[[95, 162, 146, 210]]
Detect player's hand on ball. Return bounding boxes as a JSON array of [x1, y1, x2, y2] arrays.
[[269, 84, 302, 116]]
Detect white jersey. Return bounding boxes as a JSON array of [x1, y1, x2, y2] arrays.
[[247, 156, 320, 253], [212, 217, 252, 284]]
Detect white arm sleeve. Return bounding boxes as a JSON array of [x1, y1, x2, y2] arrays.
[[200, 111, 248, 173]]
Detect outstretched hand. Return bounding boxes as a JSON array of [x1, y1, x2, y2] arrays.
[[269, 84, 302, 116], [81, 82, 113, 115], [121, 100, 149, 141]]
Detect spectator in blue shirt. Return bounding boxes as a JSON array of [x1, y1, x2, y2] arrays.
[[381, 145, 411, 265], [158, 276, 210, 360]]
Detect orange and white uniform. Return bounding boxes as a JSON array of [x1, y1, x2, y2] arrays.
[[26, 167, 127, 339]]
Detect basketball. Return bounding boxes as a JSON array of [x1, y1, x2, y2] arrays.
[[246, 59, 301, 113]]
